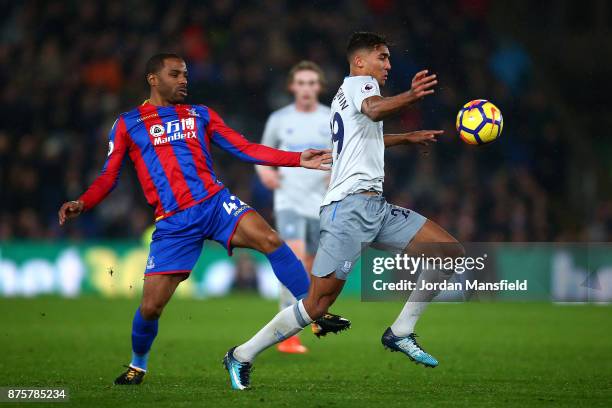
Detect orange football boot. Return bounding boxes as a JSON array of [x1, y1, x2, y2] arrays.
[[277, 335, 308, 354]]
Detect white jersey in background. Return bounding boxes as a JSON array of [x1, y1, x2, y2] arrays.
[[261, 103, 331, 219], [322, 76, 385, 207]]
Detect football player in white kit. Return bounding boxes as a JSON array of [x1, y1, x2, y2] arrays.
[[225, 32, 463, 389], [256, 61, 337, 354]]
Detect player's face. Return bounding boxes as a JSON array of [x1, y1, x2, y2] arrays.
[[362, 45, 391, 86], [289, 70, 321, 105], [155, 58, 188, 104]]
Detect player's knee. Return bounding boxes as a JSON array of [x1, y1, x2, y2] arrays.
[[441, 242, 465, 277], [260, 230, 283, 253], [140, 300, 165, 320], [446, 242, 465, 259]]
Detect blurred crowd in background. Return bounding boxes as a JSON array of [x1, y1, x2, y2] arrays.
[[1, 0, 610, 242]]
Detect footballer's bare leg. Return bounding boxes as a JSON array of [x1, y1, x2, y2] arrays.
[[230, 211, 284, 254], [301, 273, 345, 320], [383, 219, 463, 368], [410, 219, 460, 247], [230, 211, 350, 334], [114, 273, 186, 385], [140, 274, 187, 319], [230, 211, 310, 306]]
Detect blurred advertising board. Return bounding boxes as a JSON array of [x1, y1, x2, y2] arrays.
[[0, 242, 610, 302]]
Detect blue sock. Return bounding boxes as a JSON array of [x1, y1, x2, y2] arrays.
[[266, 243, 310, 299], [130, 307, 158, 371]]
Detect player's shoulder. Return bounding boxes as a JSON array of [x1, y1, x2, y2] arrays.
[[111, 107, 139, 130], [118, 105, 141, 121], [117, 101, 157, 124], [190, 103, 215, 118], [343, 75, 379, 93], [182, 104, 222, 123]]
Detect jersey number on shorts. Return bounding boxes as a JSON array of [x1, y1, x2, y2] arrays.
[[331, 112, 344, 158], [223, 195, 246, 215]]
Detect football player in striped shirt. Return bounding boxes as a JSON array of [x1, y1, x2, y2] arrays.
[[58, 54, 350, 385]]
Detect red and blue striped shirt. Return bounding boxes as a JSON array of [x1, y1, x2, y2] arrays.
[[79, 101, 301, 220]]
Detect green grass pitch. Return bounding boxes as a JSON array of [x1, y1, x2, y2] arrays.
[[1, 295, 611, 407]]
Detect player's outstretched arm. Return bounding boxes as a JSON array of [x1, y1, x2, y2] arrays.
[[209, 108, 305, 168], [299, 149, 332, 170], [384, 130, 444, 148], [254, 114, 282, 189], [59, 117, 128, 225], [361, 70, 437, 122]]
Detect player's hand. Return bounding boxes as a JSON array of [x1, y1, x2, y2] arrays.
[[406, 70, 437, 103], [300, 149, 333, 170], [58, 200, 84, 225], [405, 130, 444, 146], [259, 167, 281, 190]]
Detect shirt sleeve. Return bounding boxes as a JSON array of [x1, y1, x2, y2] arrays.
[[207, 108, 300, 167], [78, 116, 129, 211], [260, 113, 280, 148], [347, 76, 381, 113]]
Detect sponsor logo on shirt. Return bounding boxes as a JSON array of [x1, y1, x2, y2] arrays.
[[149, 118, 198, 146]]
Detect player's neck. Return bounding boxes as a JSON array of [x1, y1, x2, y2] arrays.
[[349, 66, 369, 77], [147, 95, 175, 107], [294, 100, 318, 112]]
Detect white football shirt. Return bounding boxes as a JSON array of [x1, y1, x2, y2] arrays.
[[322, 76, 384, 206], [261, 103, 331, 218]]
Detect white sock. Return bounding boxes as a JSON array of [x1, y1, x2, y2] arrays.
[[390, 301, 429, 336], [279, 284, 297, 311], [234, 299, 313, 363], [390, 268, 451, 337]]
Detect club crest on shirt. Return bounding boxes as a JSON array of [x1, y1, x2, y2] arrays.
[[186, 107, 200, 117], [149, 124, 165, 137]]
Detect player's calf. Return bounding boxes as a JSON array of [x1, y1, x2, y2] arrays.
[[303, 274, 351, 337]]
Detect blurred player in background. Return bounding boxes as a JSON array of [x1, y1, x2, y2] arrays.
[[58, 53, 349, 385], [224, 32, 463, 390], [256, 61, 333, 354]]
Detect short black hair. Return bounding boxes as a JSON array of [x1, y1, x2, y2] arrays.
[[145, 53, 183, 79], [346, 32, 388, 59]]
